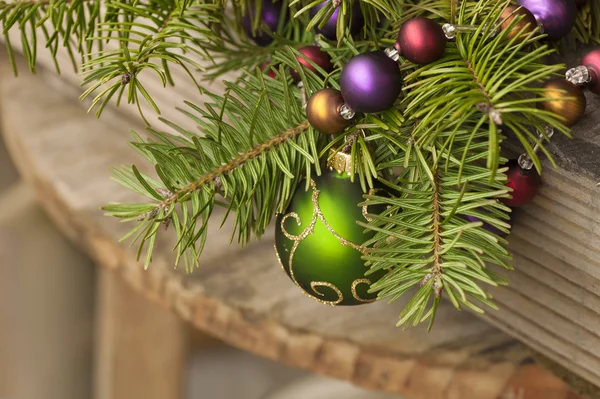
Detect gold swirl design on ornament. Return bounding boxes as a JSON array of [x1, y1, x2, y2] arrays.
[[278, 179, 368, 306], [310, 282, 343, 305], [351, 278, 375, 303]]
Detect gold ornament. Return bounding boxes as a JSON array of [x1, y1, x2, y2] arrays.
[[538, 78, 586, 127], [499, 4, 538, 43], [306, 88, 351, 135]]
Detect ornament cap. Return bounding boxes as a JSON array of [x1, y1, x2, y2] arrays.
[[565, 65, 592, 85], [327, 149, 354, 174], [384, 47, 400, 62], [339, 104, 356, 120]]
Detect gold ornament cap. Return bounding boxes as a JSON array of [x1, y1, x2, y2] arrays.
[[327, 149, 354, 174]]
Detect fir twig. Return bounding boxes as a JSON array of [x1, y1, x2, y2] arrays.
[[159, 120, 310, 208]]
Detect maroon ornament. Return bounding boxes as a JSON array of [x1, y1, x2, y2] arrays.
[[290, 45, 334, 82], [260, 60, 277, 79], [575, 0, 586, 6], [396, 17, 446, 65], [502, 159, 540, 207], [582, 48, 600, 95]]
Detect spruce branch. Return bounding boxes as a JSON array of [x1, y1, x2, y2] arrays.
[[362, 120, 512, 329], [430, 163, 443, 296], [103, 68, 326, 271], [402, 1, 566, 177], [79, 0, 220, 119], [158, 120, 310, 209], [0, 0, 105, 74], [572, 0, 600, 44]]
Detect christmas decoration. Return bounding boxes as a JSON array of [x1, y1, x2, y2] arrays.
[[499, 4, 539, 42], [502, 159, 541, 207], [309, 0, 364, 40], [260, 60, 277, 79], [290, 46, 334, 82], [306, 88, 353, 135], [36, 0, 598, 329], [395, 17, 447, 65], [538, 78, 586, 126], [274, 167, 387, 306], [580, 48, 600, 94], [517, 0, 576, 40], [339, 51, 402, 113], [242, 0, 283, 46]]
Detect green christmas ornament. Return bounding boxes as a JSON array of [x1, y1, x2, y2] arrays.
[[274, 166, 387, 306]]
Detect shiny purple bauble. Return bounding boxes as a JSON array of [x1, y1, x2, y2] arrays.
[[339, 51, 402, 113], [517, 0, 576, 40], [396, 17, 446, 65], [582, 48, 600, 95], [309, 0, 364, 40], [463, 211, 512, 238], [242, 0, 283, 46]]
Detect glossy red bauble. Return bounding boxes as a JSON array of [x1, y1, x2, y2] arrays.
[[582, 48, 600, 95], [502, 160, 540, 207], [395, 17, 446, 65], [290, 46, 333, 82]]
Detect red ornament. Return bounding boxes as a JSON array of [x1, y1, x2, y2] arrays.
[[290, 46, 333, 82], [502, 159, 540, 207], [395, 17, 447, 65], [260, 60, 277, 79], [582, 48, 600, 94]]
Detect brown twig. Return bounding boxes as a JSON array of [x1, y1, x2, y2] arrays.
[[431, 166, 443, 297], [465, 59, 503, 124]]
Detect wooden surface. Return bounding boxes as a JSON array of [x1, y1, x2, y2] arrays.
[[0, 182, 95, 399], [94, 269, 189, 399], [0, 56, 595, 399]]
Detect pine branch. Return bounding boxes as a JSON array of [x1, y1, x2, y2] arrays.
[[430, 163, 443, 296], [362, 120, 512, 329], [79, 0, 220, 120], [402, 1, 566, 176], [103, 65, 327, 271], [572, 0, 600, 44], [0, 0, 104, 74], [158, 120, 310, 208]]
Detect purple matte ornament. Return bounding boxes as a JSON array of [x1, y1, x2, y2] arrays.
[[309, 0, 364, 40], [517, 0, 576, 40], [242, 0, 283, 46], [582, 48, 600, 95], [339, 51, 402, 113], [463, 211, 512, 238]]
